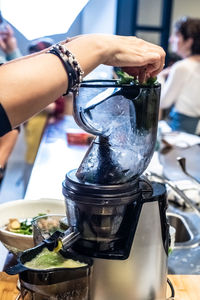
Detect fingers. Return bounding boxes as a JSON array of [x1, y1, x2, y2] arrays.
[[122, 44, 165, 82], [129, 38, 166, 77], [142, 48, 165, 77]]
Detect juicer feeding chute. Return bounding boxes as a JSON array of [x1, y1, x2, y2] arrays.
[[73, 80, 161, 184]]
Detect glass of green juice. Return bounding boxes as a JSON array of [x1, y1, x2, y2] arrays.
[[17, 214, 93, 300]]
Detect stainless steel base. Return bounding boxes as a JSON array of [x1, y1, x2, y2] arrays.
[[92, 201, 168, 300]]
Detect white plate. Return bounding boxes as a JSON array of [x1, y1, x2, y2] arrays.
[[0, 198, 66, 253]]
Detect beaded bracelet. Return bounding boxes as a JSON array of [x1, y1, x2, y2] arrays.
[[47, 43, 84, 96]]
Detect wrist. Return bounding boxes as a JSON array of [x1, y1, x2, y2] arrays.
[[64, 34, 106, 75], [97, 34, 117, 64]]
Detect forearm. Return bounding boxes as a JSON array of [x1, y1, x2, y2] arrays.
[[0, 36, 105, 128], [0, 53, 68, 127]]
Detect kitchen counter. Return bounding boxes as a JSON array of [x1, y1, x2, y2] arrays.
[[0, 272, 199, 300], [24, 116, 200, 275]]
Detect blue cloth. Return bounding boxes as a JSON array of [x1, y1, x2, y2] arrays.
[[167, 107, 200, 134], [0, 103, 12, 137]]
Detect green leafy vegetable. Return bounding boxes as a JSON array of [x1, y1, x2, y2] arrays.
[[168, 247, 173, 255], [11, 219, 33, 235], [144, 77, 158, 85], [116, 69, 158, 86], [116, 70, 135, 84], [8, 214, 47, 236]]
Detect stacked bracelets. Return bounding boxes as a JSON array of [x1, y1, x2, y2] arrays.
[[47, 43, 84, 96]]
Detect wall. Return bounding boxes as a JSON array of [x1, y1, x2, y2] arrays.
[[81, 0, 117, 34], [136, 0, 162, 45], [172, 0, 200, 25], [132, 0, 200, 47]]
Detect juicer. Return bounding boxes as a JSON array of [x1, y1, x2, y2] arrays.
[[6, 79, 169, 300], [62, 80, 169, 300]]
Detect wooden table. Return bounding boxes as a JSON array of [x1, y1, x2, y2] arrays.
[[0, 272, 19, 300], [167, 275, 200, 300], [0, 272, 200, 300]]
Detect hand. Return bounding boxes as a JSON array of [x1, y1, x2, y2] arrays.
[[0, 24, 18, 54], [62, 34, 165, 82], [102, 35, 166, 82]]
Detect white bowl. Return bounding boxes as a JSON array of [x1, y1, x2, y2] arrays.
[[0, 198, 66, 254]]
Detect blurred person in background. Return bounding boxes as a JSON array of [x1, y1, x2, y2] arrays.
[[0, 23, 21, 64], [0, 24, 21, 187], [158, 16, 200, 134], [158, 52, 181, 120], [23, 38, 66, 192]]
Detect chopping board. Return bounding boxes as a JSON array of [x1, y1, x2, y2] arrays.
[[0, 272, 200, 300], [167, 275, 200, 300], [0, 272, 19, 300]]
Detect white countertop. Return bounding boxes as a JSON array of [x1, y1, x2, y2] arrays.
[[24, 116, 88, 200]]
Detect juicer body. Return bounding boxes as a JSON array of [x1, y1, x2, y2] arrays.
[[63, 173, 169, 300]]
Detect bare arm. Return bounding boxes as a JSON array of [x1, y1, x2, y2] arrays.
[[0, 34, 165, 128]]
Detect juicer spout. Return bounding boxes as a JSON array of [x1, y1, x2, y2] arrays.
[[41, 228, 80, 252], [60, 227, 81, 250]]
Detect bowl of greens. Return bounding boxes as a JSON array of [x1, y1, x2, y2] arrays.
[[0, 198, 66, 254]]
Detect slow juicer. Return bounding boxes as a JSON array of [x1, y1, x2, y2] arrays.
[[62, 80, 169, 300]]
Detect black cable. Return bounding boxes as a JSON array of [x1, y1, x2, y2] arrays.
[[167, 277, 175, 299]]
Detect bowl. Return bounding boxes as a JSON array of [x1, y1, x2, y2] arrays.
[[0, 198, 66, 254]]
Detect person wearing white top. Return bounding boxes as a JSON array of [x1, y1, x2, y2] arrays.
[[158, 17, 200, 134]]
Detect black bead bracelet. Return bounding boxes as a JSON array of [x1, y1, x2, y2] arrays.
[[47, 43, 84, 96]]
